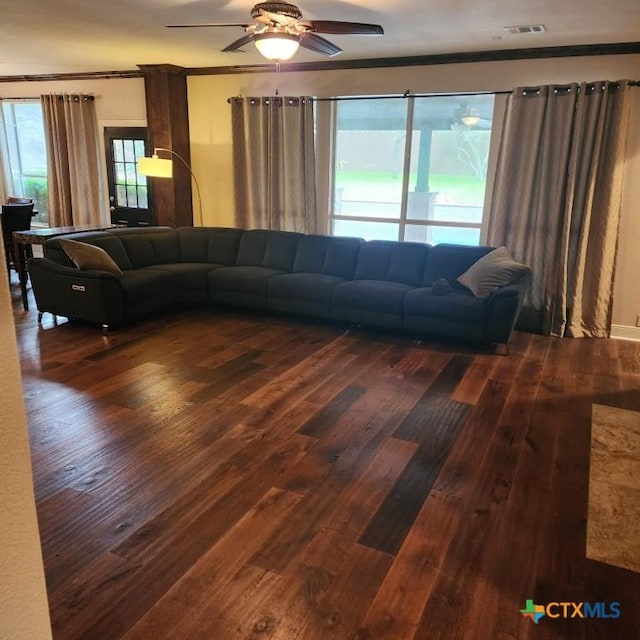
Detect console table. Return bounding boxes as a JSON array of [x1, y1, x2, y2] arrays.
[[13, 224, 124, 311]]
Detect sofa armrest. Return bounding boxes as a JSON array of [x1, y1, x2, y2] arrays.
[[484, 282, 526, 344], [28, 257, 126, 326]]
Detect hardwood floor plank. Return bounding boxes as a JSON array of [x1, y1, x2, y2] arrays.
[[298, 385, 367, 437], [253, 389, 404, 573], [392, 354, 471, 442], [221, 437, 417, 640], [356, 493, 465, 640], [120, 487, 303, 640], [359, 400, 470, 555]]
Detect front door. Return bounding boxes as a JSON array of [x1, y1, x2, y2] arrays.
[[104, 127, 152, 226]]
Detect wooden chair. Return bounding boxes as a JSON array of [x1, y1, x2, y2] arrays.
[[1, 203, 34, 280]]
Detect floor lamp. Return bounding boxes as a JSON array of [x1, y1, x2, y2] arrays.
[[137, 147, 203, 226]]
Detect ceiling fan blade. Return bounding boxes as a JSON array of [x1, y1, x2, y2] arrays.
[[299, 32, 342, 57], [166, 23, 251, 28], [221, 32, 255, 52], [302, 20, 383, 35]]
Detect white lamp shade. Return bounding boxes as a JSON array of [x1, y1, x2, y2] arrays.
[[137, 155, 173, 178], [254, 33, 300, 61]]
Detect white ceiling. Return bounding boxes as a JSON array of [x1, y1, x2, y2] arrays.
[[1, 0, 639, 77]]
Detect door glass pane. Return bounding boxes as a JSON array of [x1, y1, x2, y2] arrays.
[[125, 163, 137, 184], [115, 162, 126, 184], [334, 98, 407, 219], [126, 185, 138, 206], [116, 185, 127, 206], [138, 186, 148, 209], [113, 139, 124, 162], [134, 140, 145, 160], [123, 140, 135, 162]]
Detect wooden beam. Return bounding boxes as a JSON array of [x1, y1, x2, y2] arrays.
[[139, 64, 193, 227]]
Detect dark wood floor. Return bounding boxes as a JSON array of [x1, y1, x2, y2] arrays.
[[12, 282, 640, 640]]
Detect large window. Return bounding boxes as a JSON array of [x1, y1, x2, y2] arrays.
[[331, 93, 495, 244], [1, 100, 49, 224]]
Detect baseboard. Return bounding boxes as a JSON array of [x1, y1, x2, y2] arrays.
[[610, 324, 640, 341]]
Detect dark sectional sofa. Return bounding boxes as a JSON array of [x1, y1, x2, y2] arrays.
[[28, 226, 527, 346]]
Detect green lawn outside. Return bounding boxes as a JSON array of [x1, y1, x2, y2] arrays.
[[335, 171, 486, 204]]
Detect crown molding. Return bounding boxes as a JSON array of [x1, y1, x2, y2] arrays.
[[0, 41, 639, 83], [0, 69, 143, 83], [186, 41, 640, 76]]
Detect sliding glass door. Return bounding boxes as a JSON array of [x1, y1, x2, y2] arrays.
[[331, 93, 495, 244]]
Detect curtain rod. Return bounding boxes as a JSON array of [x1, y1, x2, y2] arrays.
[[229, 81, 640, 103], [315, 90, 510, 102], [315, 82, 639, 102], [0, 95, 96, 101]]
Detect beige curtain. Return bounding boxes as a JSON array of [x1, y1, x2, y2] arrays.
[[488, 81, 632, 338], [231, 96, 320, 233], [41, 94, 105, 227]]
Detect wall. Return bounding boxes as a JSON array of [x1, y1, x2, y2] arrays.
[[0, 78, 147, 221], [611, 90, 640, 339], [188, 53, 640, 331], [0, 253, 52, 640]]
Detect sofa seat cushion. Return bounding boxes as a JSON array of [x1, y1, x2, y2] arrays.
[[119, 268, 177, 302], [208, 265, 284, 309], [334, 280, 413, 314], [268, 272, 345, 319], [404, 287, 488, 323], [332, 280, 413, 329], [269, 273, 344, 303]]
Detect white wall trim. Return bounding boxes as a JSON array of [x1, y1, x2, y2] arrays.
[[610, 324, 640, 342]]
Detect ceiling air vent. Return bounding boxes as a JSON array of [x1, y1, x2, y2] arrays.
[[503, 25, 546, 35]]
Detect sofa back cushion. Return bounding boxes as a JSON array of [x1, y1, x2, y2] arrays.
[[115, 227, 181, 268], [354, 240, 429, 286], [236, 229, 303, 272], [293, 235, 364, 278], [177, 227, 243, 265], [422, 244, 494, 287], [44, 232, 133, 270]]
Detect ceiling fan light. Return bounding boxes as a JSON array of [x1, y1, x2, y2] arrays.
[[254, 32, 300, 61]]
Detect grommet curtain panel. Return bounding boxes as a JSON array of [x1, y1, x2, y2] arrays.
[[488, 81, 632, 338], [230, 96, 321, 233], [41, 94, 105, 227]]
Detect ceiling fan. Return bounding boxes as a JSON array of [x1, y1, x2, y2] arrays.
[[167, 1, 384, 62]]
